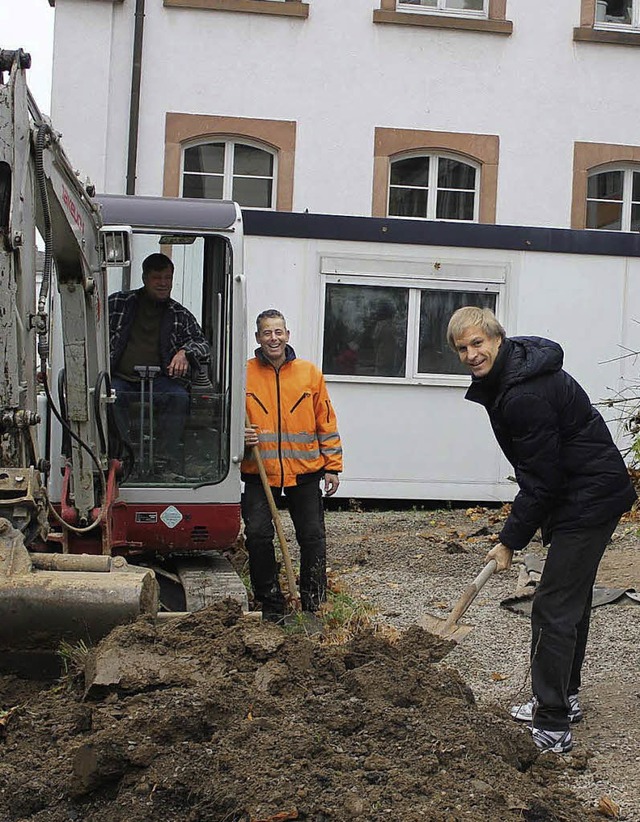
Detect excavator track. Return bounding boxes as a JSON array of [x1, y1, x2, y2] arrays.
[[171, 553, 248, 612]]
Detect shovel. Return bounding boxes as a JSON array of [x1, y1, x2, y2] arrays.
[[419, 559, 497, 642], [245, 415, 300, 610]]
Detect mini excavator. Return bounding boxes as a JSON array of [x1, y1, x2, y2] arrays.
[[0, 49, 248, 663]]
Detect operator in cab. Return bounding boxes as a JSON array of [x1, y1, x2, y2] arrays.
[[242, 309, 343, 623], [108, 252, 210, 476]]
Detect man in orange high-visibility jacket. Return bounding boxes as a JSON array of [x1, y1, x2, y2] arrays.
[[242, 309, 343, 621]]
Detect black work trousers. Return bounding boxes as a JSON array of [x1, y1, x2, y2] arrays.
[[241, 480, 327, 613], [530, 516, 619, 732]]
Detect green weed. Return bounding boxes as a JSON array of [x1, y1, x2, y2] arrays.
[[57, 638, 89, 682], [319, 590, 377, 642]]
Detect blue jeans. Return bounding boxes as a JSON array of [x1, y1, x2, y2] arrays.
[[111, 374, 189, 468]]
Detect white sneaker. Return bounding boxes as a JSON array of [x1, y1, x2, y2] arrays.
[[510, 694, 583, 724], [531, 727, 574, 754]]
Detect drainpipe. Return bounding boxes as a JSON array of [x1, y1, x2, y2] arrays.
[[126, 0, 145, 197]]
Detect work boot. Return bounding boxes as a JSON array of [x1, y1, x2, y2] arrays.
[[257, 584, 286, 624], [301, 591, 325, 614], [261, 604, 286, 624]]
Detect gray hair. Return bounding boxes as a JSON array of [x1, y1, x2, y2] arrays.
[[447, 307, 505, 351], [256, 308, 287, 332]]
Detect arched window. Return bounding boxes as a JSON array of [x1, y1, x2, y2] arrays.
[[182, 140, 276, 208], [388, 154, 479, 221], [398, 0, 486, 15], [586, 166, 640, 232]]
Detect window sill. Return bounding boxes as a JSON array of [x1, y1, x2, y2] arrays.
[[326, 373, 472, 388], [163, 0, 309, 18], [48, 0, 123, 4], [573, 26, 640, 45], [373, 9, 512, 34]]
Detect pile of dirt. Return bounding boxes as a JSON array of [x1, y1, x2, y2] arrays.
[[0, 601, 605, 822]]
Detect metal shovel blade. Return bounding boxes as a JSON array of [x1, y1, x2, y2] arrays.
[[418, 560, 497, 645], [418, 612, 475, 643]]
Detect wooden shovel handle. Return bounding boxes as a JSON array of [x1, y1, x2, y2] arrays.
[[245, 415, 299, 607], [443, 560, 497, 629]]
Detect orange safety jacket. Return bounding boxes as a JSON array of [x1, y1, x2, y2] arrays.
[[242, 347, 343, 488]]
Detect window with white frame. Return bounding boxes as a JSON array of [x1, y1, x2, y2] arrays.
[[594, 0, 640, 29], [182, 141, 276, 208], [586, 167, 640, 231], [397, 0, 487, 16], [388, 154, 479, 221], [322, 282, 497, 379]]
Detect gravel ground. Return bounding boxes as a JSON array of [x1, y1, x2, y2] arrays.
[[277, 502, 640, 821]]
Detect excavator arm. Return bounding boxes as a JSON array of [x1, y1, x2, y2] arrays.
[[1, 48, 116, 525], [0, 50, 157, 655]]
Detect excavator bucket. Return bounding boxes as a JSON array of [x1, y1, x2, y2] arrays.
[[0, 517, 159, 659]]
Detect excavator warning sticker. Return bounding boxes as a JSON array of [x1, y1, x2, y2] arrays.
[[160, 506, 183, 529], [135, 512, 158, 524]]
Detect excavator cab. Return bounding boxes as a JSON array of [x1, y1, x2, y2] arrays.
[[104, 232, 234, 489], [43, 201, 248, 621]]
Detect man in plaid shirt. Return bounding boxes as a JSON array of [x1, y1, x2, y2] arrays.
[[108, 253, 209, 473]]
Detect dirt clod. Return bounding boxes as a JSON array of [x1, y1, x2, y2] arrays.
[[0, 598, 605, 822]]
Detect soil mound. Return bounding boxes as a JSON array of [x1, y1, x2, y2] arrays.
[[0, 601, 601, 821]]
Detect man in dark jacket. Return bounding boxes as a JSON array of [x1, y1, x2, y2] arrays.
[[108, 253, 209, 474], [447, 306, 636, 754]]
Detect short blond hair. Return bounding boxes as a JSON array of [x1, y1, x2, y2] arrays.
[[447, 307, 505, 351]]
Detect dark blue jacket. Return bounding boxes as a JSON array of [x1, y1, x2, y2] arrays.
[[466, 336, 636, 550]]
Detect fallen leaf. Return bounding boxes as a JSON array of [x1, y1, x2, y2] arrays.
[[597, 795, 620, 818], [0, 707, 17, 734], [491, 672, 508, 681]]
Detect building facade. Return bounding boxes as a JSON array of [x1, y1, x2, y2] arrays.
[[49, 0, 640, 500]]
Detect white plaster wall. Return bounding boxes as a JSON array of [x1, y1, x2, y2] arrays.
[[51, 0, 640, 227], [615, 257, 640, 456], [51, 0, 134, 192]]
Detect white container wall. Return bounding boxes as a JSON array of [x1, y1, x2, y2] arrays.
[[244, 233, 639, 500]]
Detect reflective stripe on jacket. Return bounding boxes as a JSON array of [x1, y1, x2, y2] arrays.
[[242, 347, 343, 487]]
